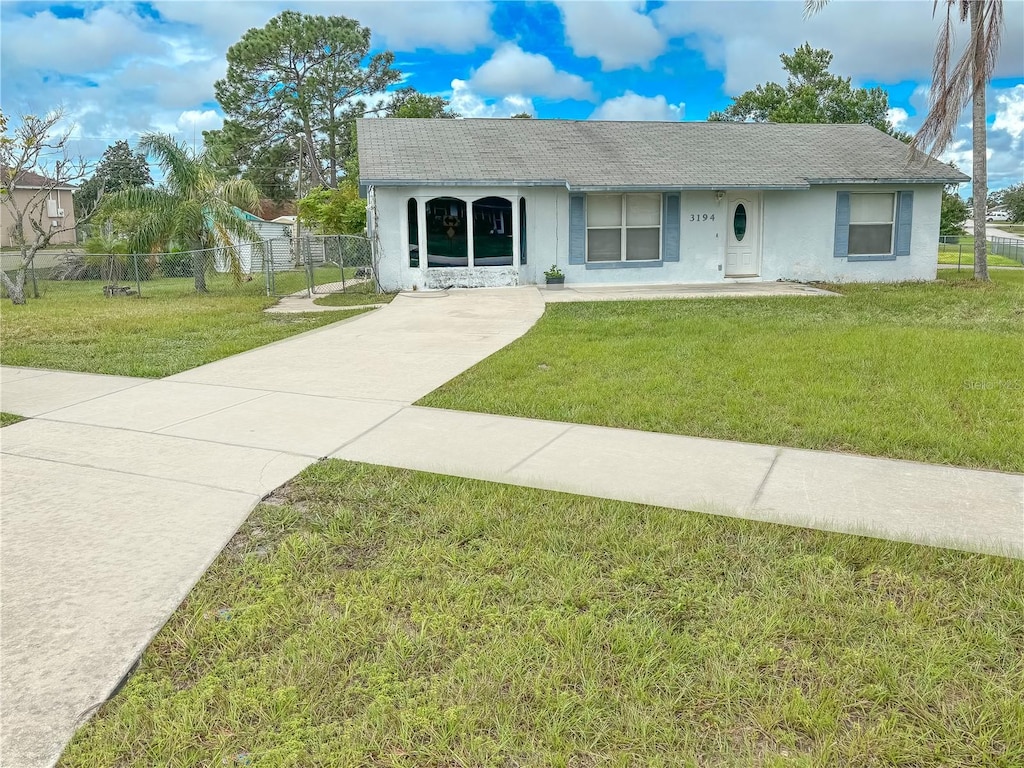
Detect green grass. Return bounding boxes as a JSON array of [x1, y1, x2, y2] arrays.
[[60, 461, 1024, 767], [938, 250, 1022, 267], [421, 270, 1024, 472], [0, 412, 24, 427], [992, 224, 1023, 235], [939, 236, 1023, 267], [0, 276, 371, 377]]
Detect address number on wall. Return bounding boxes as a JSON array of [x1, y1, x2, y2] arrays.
[[689, 213, 716, 222]]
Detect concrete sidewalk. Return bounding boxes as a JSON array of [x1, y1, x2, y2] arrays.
[[1, 286, 1022, 766]]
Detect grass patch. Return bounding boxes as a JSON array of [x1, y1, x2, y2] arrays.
[[60, 461, 1024, 767], [993, 224, 1024, 235], [938, 251, 1022, 267], [421, 270, 1024, 472], [0, 412, 24, 427], [0, 276, 371, 377]]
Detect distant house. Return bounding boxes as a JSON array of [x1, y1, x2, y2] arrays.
[[0, 170, 78, 248], [217, 207, 293, 275], [356, 119, 968, 290]]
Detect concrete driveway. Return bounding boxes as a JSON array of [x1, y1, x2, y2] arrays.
[[2, 285, 1021, 766], [0, 288, 544, 768]]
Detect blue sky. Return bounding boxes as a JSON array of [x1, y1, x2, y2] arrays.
[[2, 0, 1022, 195]]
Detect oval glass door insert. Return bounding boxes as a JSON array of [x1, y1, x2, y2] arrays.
[[733, 204, 747, 241]]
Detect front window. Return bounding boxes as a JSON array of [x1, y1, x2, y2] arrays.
[[407, 198, 419, 267], [586, 193, 661, 262], [471, 197, 513, 266], [426, 197, 468, 267], [849, 193, 895, 255]]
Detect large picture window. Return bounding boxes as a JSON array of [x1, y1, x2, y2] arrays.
[[848, 193, 895, 255], [586, 193, 661, 262], [426, 197, 468, 267], [471, 197, 513, 266]]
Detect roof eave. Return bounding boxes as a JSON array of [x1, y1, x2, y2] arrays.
[[806, 177, 969, 185], [360, 179, 812, 191], [360, 178, 569, 188]]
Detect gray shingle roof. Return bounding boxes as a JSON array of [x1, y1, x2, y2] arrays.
[[356, 119, 969, 189]]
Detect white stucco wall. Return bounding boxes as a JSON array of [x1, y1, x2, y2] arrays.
[[370, 183, 942, 289]]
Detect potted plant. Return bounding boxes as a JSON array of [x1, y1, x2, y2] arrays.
[[544, 264, 565, 288]]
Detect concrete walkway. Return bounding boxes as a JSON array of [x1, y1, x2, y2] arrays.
[[541, 281, 838, 302], [1, 286, 1022, 766]]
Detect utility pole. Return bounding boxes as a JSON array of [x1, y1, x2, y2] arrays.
[[294, 133, 303, 269]]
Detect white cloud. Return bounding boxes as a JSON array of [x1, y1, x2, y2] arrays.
[[652, 0, 1024, 94], [590, 92, 684, 121], [0, 6, 164, 73], [348, 1, 495, 53], [557, 1, 666, 71], [469, 44, 594, 101], [176, 110, 223, 134], [887, 107, 909, 129], [449, 79, 534, 118], [992, 84, 1024, 141], [149, 1, 495, 53]]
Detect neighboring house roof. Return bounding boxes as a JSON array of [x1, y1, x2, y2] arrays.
[[232, 206, 266, 221], [357, 119, 969, 190], [0, 168, 76, 190], [258, 198, 297, 220]]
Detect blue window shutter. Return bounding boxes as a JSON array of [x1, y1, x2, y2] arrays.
[[569, 194, 585, 265], [895, 190, 914, 256], [662, 193, 680, 262], [834, 192, 850, 258]]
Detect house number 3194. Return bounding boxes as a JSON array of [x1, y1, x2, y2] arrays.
[[689, 213, 716, 222]]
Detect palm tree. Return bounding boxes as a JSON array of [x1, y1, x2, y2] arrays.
[[101, 133, 265, 292], [806, 0, 1004, 281]]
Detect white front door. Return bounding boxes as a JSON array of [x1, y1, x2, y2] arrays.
[[725, 194, 760, 277]]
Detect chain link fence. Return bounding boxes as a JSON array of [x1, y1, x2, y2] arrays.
[[939, 234, 1024, 270], [1, 234, 376, 302]]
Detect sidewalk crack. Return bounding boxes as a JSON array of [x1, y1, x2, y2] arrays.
[[505, 425, 574, 474], [748, 448, 783, 510]]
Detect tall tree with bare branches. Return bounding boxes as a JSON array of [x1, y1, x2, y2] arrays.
[[1, 108, 101, 304], [806, 0, 1004, 281]]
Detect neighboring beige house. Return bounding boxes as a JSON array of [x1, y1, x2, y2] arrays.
[[0, 170, 78, 248]]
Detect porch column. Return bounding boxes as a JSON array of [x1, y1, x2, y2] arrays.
[[511, 192, 520, 269], [418, 198, 428, 272], [466, 196, 475, 267]]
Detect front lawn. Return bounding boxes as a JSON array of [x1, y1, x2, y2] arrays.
[[60, 461, 1024, 767], [0, 277, 370, 377], [421, 270, 1024, 472]]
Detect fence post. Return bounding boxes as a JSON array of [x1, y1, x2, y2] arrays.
[[132, 253, 142, 296], [340, 239, 347, 292], [304, 236, 314, 298], [958, 241, 962, 272]]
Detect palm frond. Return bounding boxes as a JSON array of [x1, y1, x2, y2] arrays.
[[99, 187, 176, 254], [138, 133, 202, 198], [803, 0, 831, 19], [218, 178, 262, 214], [913, 0, 1003, 157]]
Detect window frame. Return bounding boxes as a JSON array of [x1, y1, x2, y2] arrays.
[[847, 192, 896, 257], [585, 193, 662, 264]]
